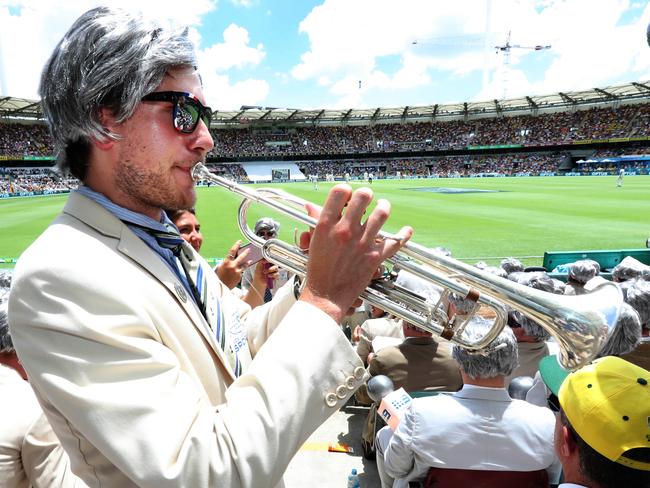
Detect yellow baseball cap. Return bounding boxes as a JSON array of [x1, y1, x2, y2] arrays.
[[559, 356, 650, 471]]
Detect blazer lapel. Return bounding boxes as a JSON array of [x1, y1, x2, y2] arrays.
[[63, 192, 236, 382]]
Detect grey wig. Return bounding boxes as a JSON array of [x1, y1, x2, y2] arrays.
[[596, 303, 640, 357], [449, 292, 476, 315], [621, 278, 650, 327], [431, 246, 452, 257], [500, 257, 524, 275], [506, 271, 554, 340], [483, 266, 507, 279], [0, 270, 12, 353], [395, 270, 443, 305], [568, 259, 600, 284], [612, 256, 650, 283], [551, 278, 566, 294], [0, 269, 11, 289], [452, 317, 519, 379], [39, 7, 197, 180], [0, 302, 10, 353]]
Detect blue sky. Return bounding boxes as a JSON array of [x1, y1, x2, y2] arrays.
[[1, 0, 650, 110]]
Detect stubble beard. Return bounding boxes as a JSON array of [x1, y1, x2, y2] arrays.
[[115, 158, 196, 214]]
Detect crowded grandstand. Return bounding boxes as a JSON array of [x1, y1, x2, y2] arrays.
[[1, 81, 650, 197]]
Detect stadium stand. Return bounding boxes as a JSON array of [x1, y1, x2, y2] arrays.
[[1, 81, 650, 195], [543, 249, 650, 280], [205, 103, 650, 158], [0, 167, 74, 195]]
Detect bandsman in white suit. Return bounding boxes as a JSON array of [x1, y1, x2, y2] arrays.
[[0, 272, 87, 488], [240, 218, 291, 303], [8, 7, 411, 488]]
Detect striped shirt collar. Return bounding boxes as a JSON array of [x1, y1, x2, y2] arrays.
[[76, 185, 175, 232], [74, 186, 196, 302]]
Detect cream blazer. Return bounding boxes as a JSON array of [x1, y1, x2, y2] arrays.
[[0, 364, 87, 488], [9, 192, 366, 488]]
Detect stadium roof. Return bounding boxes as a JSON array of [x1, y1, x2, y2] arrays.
[[2, 80, 650, 126], [0, 95, 43, 121], [216, 80, 650, 125]]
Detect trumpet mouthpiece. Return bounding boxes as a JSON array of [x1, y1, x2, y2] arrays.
[[191, 162, 207, 181]]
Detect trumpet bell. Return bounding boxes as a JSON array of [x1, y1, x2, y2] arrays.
[[538, 282, 622, 371]]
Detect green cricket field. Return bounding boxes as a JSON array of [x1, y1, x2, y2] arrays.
[[1, 175, 647, 268]]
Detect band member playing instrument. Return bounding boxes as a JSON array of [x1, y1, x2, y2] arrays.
[[8, 7, 411, 487]]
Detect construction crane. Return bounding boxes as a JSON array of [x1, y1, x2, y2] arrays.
[[411, 35, 486, 50], [495, 31, 551, 65], [494, 31, 551, 99]]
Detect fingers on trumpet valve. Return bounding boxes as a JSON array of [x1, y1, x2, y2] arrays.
[[374, 234, 404, 244]]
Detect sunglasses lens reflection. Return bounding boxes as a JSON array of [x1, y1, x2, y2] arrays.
[[175, 98, 204, 133], [175, 103, 196, 132], [142, 91, 211, 134]]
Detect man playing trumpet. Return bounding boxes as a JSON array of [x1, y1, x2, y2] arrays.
[[8, 7, 411, 488]]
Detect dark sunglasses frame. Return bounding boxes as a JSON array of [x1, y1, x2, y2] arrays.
[[256, 230, 277, 238], [547, 393, 560, 413], [141, 91, 212, 134]]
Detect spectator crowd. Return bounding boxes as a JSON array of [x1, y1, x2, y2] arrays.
[[209, 103, 650, 158], [2, 103, 650, 161], [2, 102, 650, 195]]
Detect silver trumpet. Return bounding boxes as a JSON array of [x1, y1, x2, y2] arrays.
[[192, 162, 623, 370]]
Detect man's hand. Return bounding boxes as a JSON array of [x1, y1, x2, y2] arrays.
[[251, 259, 279, 291], [299, 184, 412, 324], [352, 325, 362, 343], [216, 240, 253, 289]]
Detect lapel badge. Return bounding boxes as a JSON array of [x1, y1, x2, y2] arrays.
[[174, 282, 187, 303]]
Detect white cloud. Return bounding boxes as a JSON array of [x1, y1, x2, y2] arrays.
[[474, 0, 650, 100], [0, 1, 270, 109], [0, 0, 267, 110], [0, 0, 217, 98], [199, 23, 265, 72], [293, 0, 650, 107], [291, 0, 510, 107], [229, 0, 254, 7], [196, 23, 268, 108], [1, 0, 649, 110], [201, 72, 269, 109], [534, 0, 650, 91], [317, 75, 331, 86], [293, 3, 492, 70], [274, 71, 290, 84]]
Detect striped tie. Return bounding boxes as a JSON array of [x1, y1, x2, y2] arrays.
[[263, 287, 273, 303], [148, 224, 207, 317], [144, 225, 241, 376]]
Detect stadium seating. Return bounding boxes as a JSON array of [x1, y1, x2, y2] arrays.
[[423, 467, 548, 488], [209, 104, 650, 159], [543, 248, 650, 280], [3, 103, 650, 162], [2, 100, 650, 192]]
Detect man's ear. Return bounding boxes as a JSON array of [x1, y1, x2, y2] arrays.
[[559, 425, 576, 457], [93, 107, 119, 151]]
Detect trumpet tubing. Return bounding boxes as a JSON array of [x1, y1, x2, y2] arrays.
[[192, 162, 623, 371]]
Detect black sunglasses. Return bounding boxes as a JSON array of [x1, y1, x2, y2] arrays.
[[141, 91, 212, 134], [547, 393, 560, 413], [256, 229, 276, 238]]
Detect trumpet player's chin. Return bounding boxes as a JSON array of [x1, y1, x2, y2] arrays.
[[172, 164, 198, 208]]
